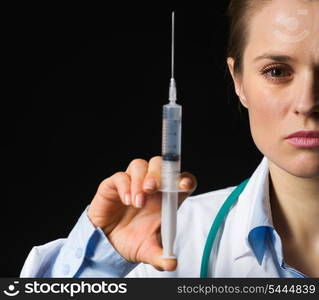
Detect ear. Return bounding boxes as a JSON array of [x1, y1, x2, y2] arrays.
[[227, 57, 248, 109]]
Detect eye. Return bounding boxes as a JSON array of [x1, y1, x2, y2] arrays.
[[260, 64, 293, 83]]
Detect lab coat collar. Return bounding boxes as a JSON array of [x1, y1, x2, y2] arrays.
[[231, 156, 284, 266]]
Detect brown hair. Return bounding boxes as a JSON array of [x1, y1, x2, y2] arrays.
[[226, 0, 272, 74], [226, 0, 270, 115]]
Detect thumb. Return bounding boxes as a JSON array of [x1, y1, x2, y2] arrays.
[[143, 233, 178, 272], [151, 248, 178, 272]]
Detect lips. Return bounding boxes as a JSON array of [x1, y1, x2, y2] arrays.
[[285, 130, 319, 139], [285, 130, 319, 148]]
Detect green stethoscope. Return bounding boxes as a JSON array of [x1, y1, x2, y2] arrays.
[[200, 178, 250, 278]]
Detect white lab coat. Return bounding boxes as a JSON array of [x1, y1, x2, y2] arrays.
[[20, 156, 298, 277]]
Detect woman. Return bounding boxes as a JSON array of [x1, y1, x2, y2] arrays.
[[20, 0, 319, 278]]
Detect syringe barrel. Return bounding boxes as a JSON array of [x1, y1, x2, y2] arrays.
[[161, 103, 182, 192], [161, 103, 181, 259]]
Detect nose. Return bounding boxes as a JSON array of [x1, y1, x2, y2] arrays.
[[293, 66, 319, 117]]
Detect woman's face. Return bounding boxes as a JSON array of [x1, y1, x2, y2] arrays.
[[229, 0, 319, 178]]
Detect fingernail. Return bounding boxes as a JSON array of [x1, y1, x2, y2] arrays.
[[124, 193, 131, 205], [143, 179, 156, 191], [180, 177, 192, 188], [135, 193, 144, 208]]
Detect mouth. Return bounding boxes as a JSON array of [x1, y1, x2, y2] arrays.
[[285, 130, 319, 148]]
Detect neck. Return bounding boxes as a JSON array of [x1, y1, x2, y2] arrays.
[[268, 160, 319, 247]]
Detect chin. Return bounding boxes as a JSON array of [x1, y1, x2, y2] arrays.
[[280, 153, 319, 179]]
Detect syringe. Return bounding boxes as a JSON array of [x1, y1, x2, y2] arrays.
[[160, 11, 182, 259]]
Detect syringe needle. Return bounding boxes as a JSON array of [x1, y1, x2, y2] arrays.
[[169, 11, 177, 103], [171, 11, 175, 79]]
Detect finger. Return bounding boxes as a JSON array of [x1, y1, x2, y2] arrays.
[[179, 171, 197, 193], [143, 156, 162, 194], [97, 172, 132, 206], [88, 172, 132, 231], [177, 172, 197, 207], [126, 159, 148, 208]]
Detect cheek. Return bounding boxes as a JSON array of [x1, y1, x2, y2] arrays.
[[243, 80, 287, 153]]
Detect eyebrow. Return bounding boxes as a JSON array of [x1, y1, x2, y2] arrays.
[[253, 53, 296, 63]]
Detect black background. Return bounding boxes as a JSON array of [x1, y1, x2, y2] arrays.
[[2, 3, 263, 276]]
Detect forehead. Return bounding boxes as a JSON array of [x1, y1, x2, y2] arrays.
[[245, 0, 319, 62]]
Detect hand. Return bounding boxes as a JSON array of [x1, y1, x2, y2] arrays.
[[87, 156, 197, 271]]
